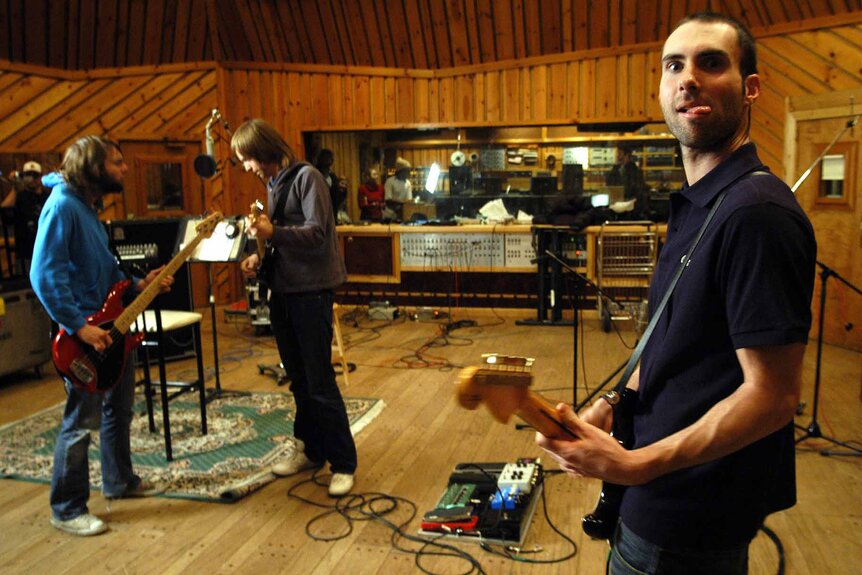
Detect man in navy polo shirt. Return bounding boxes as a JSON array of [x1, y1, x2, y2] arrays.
[[537, 12, 815, 574]]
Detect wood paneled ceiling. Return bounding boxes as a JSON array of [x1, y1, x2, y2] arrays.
[[1, 0, 860, 71]]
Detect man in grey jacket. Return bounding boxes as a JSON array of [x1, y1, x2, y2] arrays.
[[234, 119, 356, 497]]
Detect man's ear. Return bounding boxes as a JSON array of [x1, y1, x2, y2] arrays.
[[744, 74, 761, 106]]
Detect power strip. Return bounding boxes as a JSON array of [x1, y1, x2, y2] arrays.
[[497, 463, 538, 494]]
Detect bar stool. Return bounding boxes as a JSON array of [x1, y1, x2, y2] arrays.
[[132, 308, 207, 461], [332, 303, 351, 386]]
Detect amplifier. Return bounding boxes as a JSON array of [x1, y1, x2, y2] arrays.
[[105, 218, 195, 362], [0, 285, 52, 377]]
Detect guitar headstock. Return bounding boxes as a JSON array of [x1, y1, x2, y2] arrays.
[[456, 354, 535, 423], [250, 200, 264, 218], [195, 211, 223, 238], [456, 354, 575, 439]]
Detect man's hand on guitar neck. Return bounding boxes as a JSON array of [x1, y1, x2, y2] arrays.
[[135, 265, 174, 294], [536, 402, 646, 486], [247, 212, 274, 241]]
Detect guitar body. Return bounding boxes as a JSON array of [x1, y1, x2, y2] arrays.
[[250, 200, 275, 286], [52, 280, 145, 393], [257, 244, 276, 286], [581, 386, 637, 540]]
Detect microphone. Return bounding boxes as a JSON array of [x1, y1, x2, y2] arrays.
[[194, 109, 220, 178]]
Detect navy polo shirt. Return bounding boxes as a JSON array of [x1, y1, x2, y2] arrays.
[[620, 144, 816, 551]]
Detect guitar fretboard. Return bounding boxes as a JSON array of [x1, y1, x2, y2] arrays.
[[112, 212, 222, 335]]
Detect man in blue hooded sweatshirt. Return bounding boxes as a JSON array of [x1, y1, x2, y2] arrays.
[[30, 136, 173, 536]]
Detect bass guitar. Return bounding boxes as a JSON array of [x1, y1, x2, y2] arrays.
[[53, 212, 222, 393], [249, 199, 274, 284], [455, 353, 635, 540]]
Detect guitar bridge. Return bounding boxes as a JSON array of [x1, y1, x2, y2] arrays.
[[70, 359, 95, 383]]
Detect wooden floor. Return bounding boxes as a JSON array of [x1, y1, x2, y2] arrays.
[[1, 306, 860, 574]]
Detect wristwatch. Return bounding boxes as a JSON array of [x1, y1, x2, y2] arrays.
[[601, 390, 621, 406]]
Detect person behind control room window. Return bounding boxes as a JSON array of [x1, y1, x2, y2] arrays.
[[314, 148, 348, 219], [234, 119, 357, 498], [536, 12, 816, 575], [358, 168, 385, 222], [30, 136, 172, 537], [619, 146, 649, 217], [384, 157, 413, 220]]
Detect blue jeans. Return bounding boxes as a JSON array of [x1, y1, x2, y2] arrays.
[[610, 521, 749, 575], [50, 359, 140, 520], [269, 290, 357, 474]]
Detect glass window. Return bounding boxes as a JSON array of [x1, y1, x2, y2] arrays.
[[819, 154, 845, 199], [144, 162, 184, 211]]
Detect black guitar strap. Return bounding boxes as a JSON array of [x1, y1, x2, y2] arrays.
[[611, 169, 768, 394]]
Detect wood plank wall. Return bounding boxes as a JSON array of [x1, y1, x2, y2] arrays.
[[1, 18, 860, 317], [2, 1, 856, 71]]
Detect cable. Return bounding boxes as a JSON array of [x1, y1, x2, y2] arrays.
[[287, 469, 489, 575], [477, 469, 578, 565], [759, 524, 785, 575]]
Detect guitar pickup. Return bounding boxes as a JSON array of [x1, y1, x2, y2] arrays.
[[70, 359, 95, 383]]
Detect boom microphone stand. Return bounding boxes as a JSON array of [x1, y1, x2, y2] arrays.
[[795, 260, 862, 456]]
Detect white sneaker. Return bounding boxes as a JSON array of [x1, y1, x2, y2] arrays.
[[50, 513, 108, 536], [272, 452, 321, 477], [328, 473, 354, 497]]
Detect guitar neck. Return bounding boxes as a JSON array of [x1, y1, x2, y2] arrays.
[[518, 393, 578, 440], [256, 236, 266, 259], [112, 219, 217, 334]]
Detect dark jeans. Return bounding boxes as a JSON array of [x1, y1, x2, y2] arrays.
[[269, 290, 357, 474], [610, 521, 749, 575]]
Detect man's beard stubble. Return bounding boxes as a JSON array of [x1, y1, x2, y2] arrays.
[[98, 171, 124, 194]]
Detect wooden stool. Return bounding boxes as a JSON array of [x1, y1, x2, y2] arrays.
[[332, 303, 351, 386]]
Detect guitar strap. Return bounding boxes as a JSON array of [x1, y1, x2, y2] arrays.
[[611, 169, 768, 394]]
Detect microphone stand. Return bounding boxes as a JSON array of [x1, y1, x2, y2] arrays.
[[795, 260, 862, 456], [542, 249, 631, 406]]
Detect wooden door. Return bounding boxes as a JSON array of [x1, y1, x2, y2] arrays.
[[119, 140, 208, 307], [794, 117, 862, 351]]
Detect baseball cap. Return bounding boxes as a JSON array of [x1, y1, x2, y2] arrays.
[[22, 161, 42, 174]]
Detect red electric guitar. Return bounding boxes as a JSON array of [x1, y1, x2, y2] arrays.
[[52, 212, 222, 393]]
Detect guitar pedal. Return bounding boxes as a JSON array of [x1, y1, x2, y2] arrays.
[[497, 463, 538, 494]]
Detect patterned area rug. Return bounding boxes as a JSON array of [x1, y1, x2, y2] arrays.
[[0, 392, 384, 502]]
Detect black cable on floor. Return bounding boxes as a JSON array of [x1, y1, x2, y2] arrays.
[[287, 469, 489, 575], [477, 470, 577, 565], [759, 524, 785, 575]]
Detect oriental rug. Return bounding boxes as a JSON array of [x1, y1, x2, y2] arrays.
[[0, 392, 384, 502]]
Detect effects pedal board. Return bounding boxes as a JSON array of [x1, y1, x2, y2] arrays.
[[419, 459, 543, 546]]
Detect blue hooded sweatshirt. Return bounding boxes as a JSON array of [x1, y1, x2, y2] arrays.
[[29, 172, 127, 334]]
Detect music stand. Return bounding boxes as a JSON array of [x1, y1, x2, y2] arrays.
[[795, 260, 862, 457], [180, 215, 248, 401]]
